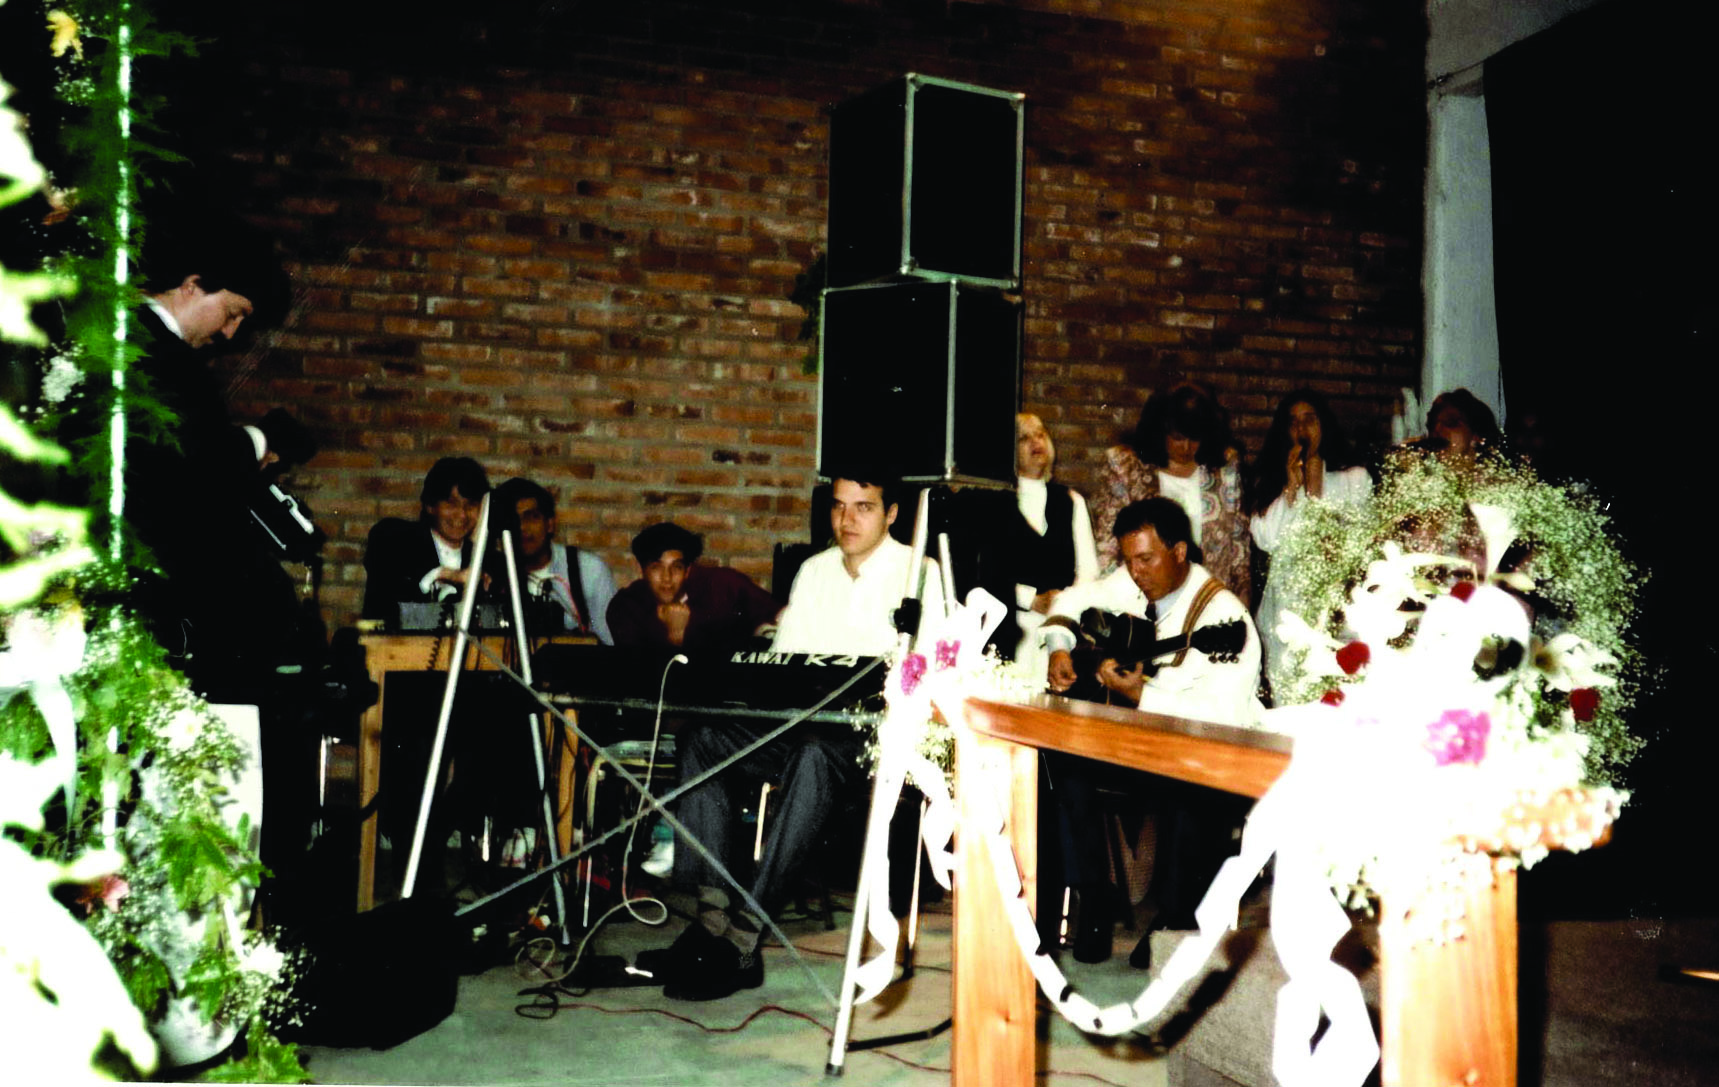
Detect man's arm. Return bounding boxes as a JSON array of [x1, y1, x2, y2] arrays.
[[606, 581, 669, 649]]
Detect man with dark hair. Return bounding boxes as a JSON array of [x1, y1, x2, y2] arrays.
[[362, 456, 492, 621], [119, 223, 310, 695], [771, 469, 941, 655], [606, 522, 780, 653], [1045, 497, 1258, 723], [644, 468, 943, 1001], [1039, 497, 1261, 966], [489, 477, 616, 644]]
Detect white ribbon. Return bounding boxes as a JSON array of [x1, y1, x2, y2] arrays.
[[956, 702, 1381, 1086], [847, 588, 1006, 1005]]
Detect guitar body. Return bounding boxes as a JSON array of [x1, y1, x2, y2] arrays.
[[1061, 608, 1247, 705]]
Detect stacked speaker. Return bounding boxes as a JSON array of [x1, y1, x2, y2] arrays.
[[818, 73, 1026, 486]]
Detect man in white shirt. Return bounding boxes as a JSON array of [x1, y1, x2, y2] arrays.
[[1044, 500, 1260, 726], [771, 475, 945, 654], [491, 477, 617, 643], [649, 470, 942, 1001], [1039, 497, 1260, 966]]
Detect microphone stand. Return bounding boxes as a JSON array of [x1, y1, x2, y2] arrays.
[[829, 487, 943, 1074], [498, 533, 571, 945]]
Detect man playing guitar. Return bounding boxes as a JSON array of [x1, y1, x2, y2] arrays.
[[1036, 497, 1262, 968], [1043, 497, 1260, 725]]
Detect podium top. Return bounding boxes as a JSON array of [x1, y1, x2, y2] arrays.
[[962, 693, 1292, 799]]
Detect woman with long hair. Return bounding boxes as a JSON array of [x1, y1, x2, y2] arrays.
[[1247, 390, 1371, 677], [1090, 382, 1251, 605], [1422, 387, 1504, 463]]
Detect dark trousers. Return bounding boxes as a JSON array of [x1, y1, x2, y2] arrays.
[[672, 720, 861, 916], [1043, 753, 1250, 926]]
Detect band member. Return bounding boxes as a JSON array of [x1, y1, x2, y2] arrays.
[[490, 477, 617, 643], [361, 457, 492, 623], [643, 468, 943, 1000], [1040, 498, 1260, 966], [1045, 498, 1260, 724], [1247, 390, 1371, 680], [606, 521, 780, 653]]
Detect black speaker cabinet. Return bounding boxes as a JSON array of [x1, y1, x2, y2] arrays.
[[818, 280, 1020, 484], [827, 73, 1025, 289]]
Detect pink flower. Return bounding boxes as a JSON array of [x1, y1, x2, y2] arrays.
[[935, 639, 960, 670], [1570, 688, 1600, 722], [1335, 641, 1370, 675], [899, 653, 928, 696], [1425, 709, 1490, 766], [1320, 688, 1346, 706]]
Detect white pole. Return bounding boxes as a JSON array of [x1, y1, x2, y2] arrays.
[[402, 493, 492, 897], [499, 532, 570, 944]]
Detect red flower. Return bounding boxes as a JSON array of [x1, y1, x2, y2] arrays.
[[1570, 688, 1600, 722], [1451, 581, 1476, 602], [1320, 688, 1346, 706], [1335, 641, 1371, 675]]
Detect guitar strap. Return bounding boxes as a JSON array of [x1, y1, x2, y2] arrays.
[[1166, 576, 1224, 669]]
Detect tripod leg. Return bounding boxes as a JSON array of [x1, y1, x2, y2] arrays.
[[826, 769, 901, 1076], [523, 710, 570, 945]]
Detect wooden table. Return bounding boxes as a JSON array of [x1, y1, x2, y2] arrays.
[[953, 694, 1523, 1087], [354, 631, 590, 911]]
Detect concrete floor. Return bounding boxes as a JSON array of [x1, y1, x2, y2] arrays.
[[291, 879, 1719, 1087]]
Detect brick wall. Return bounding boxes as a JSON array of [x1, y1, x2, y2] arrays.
[[186, 0, 1425, 628]]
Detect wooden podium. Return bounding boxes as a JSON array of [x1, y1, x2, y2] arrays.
[[952, 695, 1533, 1087], [353, 631, 591, 911]]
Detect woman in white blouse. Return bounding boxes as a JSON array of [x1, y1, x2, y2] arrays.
[[1247, 391, 1372, 687]]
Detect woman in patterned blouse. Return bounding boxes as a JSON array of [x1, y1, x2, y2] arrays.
[[1089, 383, 1252, 607]]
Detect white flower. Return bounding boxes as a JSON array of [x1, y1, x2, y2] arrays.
[[1343, 543, 1455, 645], [41, 352, 85, 404], [1469, 502, 1516, 576], [162, 708, 205, 753], [1534, 632, 1618, 691]]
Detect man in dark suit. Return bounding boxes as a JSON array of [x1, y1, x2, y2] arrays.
[[124, 226, 308, 698], [360, 457, 492, 624]]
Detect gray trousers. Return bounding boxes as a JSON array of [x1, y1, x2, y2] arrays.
[[672, 719, 861, 916]]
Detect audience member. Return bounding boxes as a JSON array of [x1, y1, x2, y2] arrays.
[[1246, 390, 1371, 681], [1090, 383, 1251, 606]]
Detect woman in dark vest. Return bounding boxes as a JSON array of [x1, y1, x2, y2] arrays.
[[1013, 413, 1099, 675]]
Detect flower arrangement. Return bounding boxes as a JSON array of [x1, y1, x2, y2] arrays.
[[2, 590, 309, 1081], [853, 641, 1043, 785], [1261, 451, 1637, 909]]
